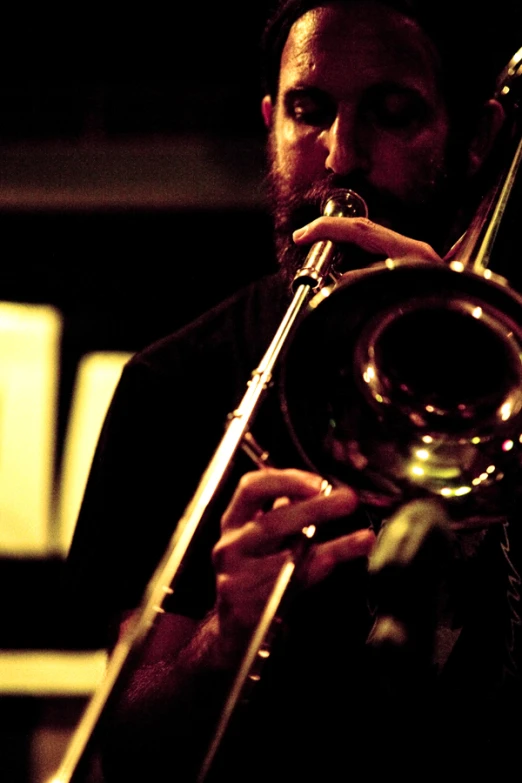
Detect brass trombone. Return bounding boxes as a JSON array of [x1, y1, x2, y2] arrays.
[[50, 45, 522, 783]]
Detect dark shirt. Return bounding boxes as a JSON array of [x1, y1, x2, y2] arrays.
[[66, 271, 522, 781], [67, 272, 303, 643]]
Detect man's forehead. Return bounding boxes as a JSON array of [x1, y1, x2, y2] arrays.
[[279, 2, 442, 96]]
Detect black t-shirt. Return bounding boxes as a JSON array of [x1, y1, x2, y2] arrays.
[[66, 272, 302, 643], [66, 271, 522, 780]]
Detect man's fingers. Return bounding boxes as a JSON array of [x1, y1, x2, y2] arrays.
[[220, 484, 357, 555], [222, 469, 340, 530], [304, 528, 376, 587], [293, 216, 441, 263]]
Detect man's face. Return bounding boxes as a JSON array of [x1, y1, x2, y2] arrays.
[[265, 1, 468, 277]]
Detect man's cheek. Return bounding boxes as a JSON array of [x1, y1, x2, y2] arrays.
[[275, 139, 326, 190], [378, 150, 445, 203]]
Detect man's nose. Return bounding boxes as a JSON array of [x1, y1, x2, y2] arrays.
[[322, 115, 369, 176]]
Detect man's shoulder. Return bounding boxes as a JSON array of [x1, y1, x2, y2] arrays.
[[127, 272, 289, 378]]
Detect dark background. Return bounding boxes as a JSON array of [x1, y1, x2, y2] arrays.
[[0, 4, 278, 466]]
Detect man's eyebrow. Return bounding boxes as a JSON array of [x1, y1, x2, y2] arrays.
[[282, 81, 427, 102], [367, 81, 426, 96], [282, 86, 329, 104], [365, 79, 435, 105]]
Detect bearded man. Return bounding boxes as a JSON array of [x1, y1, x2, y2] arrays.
[[66, 2, 522, 780]]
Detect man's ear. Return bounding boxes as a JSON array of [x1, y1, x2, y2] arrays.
[[468, 98, 506, 175], [261, 95, 273, 128]]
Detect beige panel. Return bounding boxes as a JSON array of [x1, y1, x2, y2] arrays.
[[55, 351, 133, 556], [0, 650, 107, 696], [0, 303, 62, 555]]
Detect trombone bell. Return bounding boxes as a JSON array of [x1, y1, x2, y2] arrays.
[[280, 260, 522, 528]]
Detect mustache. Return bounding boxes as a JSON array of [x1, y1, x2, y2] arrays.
[[264, 149, 459, 284], [265, 172, 391, 284], [266, 171, 405, 234]]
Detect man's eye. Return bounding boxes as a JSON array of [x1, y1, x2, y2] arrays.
[[287, 95, 333, 126], [366, 91, 428, 130]]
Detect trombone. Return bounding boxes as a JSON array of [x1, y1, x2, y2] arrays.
[[50, 45, 522, 783]]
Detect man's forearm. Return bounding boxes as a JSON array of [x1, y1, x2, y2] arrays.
[[99, 609, 239, 782]]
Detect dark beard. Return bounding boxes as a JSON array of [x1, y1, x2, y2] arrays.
[[265, 147, 470, 286]]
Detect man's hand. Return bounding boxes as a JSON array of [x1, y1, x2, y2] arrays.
[[293, 216, 442, 263], [212, 468, 375, 659]]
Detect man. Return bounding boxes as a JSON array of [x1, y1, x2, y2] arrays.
[[66, 1, 522, 780]]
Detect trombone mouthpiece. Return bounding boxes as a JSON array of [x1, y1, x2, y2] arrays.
[[292, 188, 369, 291], [321, 188, 368, 220]]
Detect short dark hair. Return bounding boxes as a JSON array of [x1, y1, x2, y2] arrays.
[[260, 0, 520, 128]]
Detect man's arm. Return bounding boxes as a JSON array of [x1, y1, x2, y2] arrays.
[[99, 469, 374, 782], [94, 217, 443, 781], [100, 609, 239, 781]]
